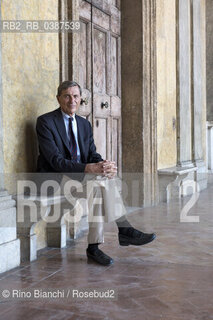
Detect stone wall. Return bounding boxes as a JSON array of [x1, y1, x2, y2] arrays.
[[1, 0, 59, 184]]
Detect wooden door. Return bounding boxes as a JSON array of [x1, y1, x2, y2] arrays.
[[78, 0, 92, 121], [78, 0, 121, 170]]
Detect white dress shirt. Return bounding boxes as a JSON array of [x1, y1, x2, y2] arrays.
[[61, 110, 81, 162]]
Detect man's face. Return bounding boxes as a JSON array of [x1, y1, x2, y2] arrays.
[[57, 86, 81, 116]]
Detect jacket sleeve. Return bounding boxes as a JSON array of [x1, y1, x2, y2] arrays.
[[87, 121, 103, 163], [36, 116, 86, 173]]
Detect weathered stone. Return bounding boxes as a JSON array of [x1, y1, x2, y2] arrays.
[[0, 189, 20, 273], [0, 207, 17, 245], [0, 238, 20, 274]]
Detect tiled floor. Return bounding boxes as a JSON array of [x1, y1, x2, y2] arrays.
[[0, 184, 213, 320]]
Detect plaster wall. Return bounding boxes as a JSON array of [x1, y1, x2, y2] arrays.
[[1, 0, 59, 181], [0, 2, 4, 188], [156, 0, 177, 169]]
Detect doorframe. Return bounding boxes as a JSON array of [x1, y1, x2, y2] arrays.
[[59, 0, 158, 206], [59, 0, 80, 83]]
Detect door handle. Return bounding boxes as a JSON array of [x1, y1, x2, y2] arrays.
[[101, 101, 109, 109], [81, 98, 89, 105]]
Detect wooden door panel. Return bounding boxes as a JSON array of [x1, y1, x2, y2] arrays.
[[111, 5, 120, 35], [92, 6, 110, 30], [80, 0, 91, 20], [109, 35, 121, 97], [78, 20, 92, 117], [92, 6, 111, 160], [110, 35, 118, 95], [78, 1, 92, 118], [112, 118, 118, 163], [94, 118, 110, 160], [93, 28, 108, 93], [110, 96, 121, 117], [93, 93, 110, 117], [117, 37, 121, 97], [79, 21, 88, 89], [92, 0, 111, 14]]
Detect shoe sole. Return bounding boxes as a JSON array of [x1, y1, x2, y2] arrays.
[[119, 233, 156, 246], [86, 252, 114, 266]]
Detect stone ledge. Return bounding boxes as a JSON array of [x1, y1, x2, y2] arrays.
[[158, 166, 198, 202], [158, 166, 197, 176], [15, 194, 67, 206], [16, 194, 88, 262]]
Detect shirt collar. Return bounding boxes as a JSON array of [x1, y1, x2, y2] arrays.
[[61, 109, 76, 120]]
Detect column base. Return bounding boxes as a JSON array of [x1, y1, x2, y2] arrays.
[[0, 190, 20, 273], [0, 238, 20, 273]]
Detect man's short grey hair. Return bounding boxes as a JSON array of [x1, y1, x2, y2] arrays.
[[57, 81, 82, 96]]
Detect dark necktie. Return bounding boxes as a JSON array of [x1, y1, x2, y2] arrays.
[[69, 117, 77, 161]]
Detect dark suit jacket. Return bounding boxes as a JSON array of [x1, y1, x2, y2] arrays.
[[36, 107, 103, 173]]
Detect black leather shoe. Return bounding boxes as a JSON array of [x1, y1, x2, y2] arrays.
[[86, 248, 114, 266], [119, 228, 156, 246]]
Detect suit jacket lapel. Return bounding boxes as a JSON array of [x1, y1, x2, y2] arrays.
[[76, 115, 86, 163], [54, 108, 70, 152]]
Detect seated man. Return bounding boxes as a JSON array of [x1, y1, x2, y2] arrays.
[[36, 80, 156, 266]]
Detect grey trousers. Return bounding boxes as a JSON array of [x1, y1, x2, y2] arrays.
[[60, 175, 127, 244]]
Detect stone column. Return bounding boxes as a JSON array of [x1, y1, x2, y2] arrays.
[[0, 4, 20, 273], [206, 0, 213, 121], [176, 0, 193, 167], [191, 0, 207, 190], [121, 0, 157, 206], [206, 0, 213, 186]]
